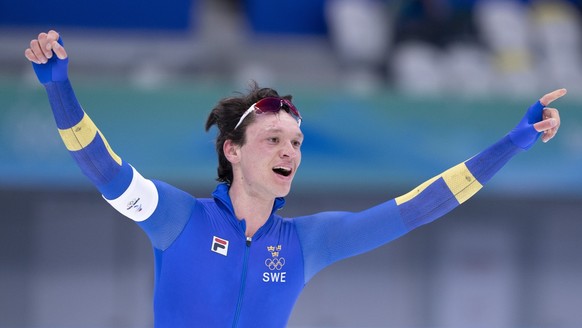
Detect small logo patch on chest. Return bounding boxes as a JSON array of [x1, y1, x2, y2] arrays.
[[211, 236, 229, 256]]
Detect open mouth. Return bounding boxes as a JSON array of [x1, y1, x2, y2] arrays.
[[272, 166, 292, 177]]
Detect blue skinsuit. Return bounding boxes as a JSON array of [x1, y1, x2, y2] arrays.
[[33, 38, 546, 327]]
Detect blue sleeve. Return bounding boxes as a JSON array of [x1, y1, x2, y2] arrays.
[[294, 135, 522, 283], [36, 37, 195, 252], [44, 79, 130, 199], [294, 200, 406, 283], [136, 180, 197, 251], [33, 36, 130, 199]]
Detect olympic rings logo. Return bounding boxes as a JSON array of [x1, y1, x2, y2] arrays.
[[265, 257, 286, 271]]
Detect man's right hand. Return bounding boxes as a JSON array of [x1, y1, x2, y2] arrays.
[[24, 30, 69, 84]]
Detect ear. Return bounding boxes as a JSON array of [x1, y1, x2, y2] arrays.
[[223, 139, 241, 164]]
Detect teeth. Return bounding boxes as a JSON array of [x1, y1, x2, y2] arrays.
[[273, 166, 292, 177]]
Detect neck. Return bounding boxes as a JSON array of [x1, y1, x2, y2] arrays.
[[228, 183, 275, 238]]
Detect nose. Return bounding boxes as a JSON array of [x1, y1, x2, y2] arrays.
[[280, 141, 298, 158]]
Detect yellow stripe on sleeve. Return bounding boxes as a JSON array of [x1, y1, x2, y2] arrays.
[[395, 162, 483, 206], [395, 175, 440, 205], [441, 162, 482, 204], [58, 113, 122, 166], [99, 130, 122, 165], [58, 113, 98, 151]]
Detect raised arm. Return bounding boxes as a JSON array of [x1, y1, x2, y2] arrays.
[[25, 30, 136, 200], [25, 31, 195, 250], [294, 89, 566, 283]]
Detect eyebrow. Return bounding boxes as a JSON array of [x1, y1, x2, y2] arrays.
[[264, 127, 304, 139]]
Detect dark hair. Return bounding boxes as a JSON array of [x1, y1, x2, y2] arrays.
[[205, 81, 292, 184]]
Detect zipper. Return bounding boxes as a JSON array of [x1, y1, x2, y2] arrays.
[[232, 236, 252, 327]]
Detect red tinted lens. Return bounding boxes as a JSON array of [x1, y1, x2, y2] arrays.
[[253, 97, 283, 114], [254, 97, 301, 120], [281, 99, 301, 119]]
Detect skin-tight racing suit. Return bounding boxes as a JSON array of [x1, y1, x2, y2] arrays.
[[33, 37, 544, 327]]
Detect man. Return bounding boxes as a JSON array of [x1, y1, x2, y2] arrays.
[[25, 30, 565, 327]]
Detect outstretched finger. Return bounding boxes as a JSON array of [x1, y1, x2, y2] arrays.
[[540, 88, 567, 106]]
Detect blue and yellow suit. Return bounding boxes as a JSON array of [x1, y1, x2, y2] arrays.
[[33, 38, 546, 327]]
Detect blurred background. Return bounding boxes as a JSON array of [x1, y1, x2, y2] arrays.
[[1, 0, 582, 327]]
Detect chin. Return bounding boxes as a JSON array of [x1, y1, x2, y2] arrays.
[[276, 188, 292, 198], [274, 182, 293, 198]]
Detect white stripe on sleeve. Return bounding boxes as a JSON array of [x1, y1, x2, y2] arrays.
[[104, 166, 159, 222]]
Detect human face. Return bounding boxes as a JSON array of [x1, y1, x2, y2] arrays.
[[233, 111, 303, 200]]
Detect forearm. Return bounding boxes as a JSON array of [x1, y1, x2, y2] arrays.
[[396, 135, 521, 230], [45, 79, 131, 199]]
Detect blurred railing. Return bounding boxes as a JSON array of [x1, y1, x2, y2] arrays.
[[1, 77, 580, 195]]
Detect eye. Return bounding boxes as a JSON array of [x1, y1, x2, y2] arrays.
[[268, 137, 279, 144], [292, 140, 302, 148]]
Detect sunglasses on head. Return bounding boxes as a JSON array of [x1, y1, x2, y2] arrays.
[[234, 97, 302, 130]]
